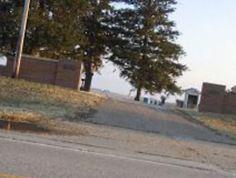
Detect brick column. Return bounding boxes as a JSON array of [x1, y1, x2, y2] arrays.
[[55, 60, 82, 90], [199, 83, 226, 113]]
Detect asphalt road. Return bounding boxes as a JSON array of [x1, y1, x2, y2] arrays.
[[0, 136, 235, 178]]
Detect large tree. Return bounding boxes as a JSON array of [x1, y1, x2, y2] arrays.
[[23, 0, 88, 59], [0, 1, 22, 54], [110, 0, 186, 101], [0, 0, 111, 92], [80, 0, 111, 91], [0, 0, 86, 57]]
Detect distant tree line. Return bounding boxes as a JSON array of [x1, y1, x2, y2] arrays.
[[0, 0, 186, 101]]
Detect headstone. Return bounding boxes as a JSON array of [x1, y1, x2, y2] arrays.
[[231, 86, 236, 93], [143, 97, 149, 104], [0, 55, 7, 66]]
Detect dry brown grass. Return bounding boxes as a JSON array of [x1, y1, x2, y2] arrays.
[[0, 76, 105, 135], [198, 114, 236, 139], [0, 173, 25, 178], [179, 109, 236, 139]]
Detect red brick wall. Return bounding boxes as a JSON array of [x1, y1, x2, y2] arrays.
[[223, 92, 236, 115], [20, 56, 58, 84], [199, 83, 226, 113], [55, 60, 82, 89], [0, 55, 82, 90], [199, 82, 236, 115]]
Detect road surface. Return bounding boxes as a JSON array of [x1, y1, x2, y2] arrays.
[[0, 135, 235, 178], [0, 92, 235, 177], [84, 92, 235, 145]]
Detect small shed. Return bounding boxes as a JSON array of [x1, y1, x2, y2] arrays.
[[183, 88, 201, 109]]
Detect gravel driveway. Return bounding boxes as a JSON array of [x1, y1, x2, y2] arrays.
[[84, 93, 235, 145]]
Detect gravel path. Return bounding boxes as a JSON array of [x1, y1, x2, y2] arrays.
[[83, 94, 235, 145]]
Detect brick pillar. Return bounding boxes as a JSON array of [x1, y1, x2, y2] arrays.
[[199, 83, 226, 113], [55, 60, 82, 90]]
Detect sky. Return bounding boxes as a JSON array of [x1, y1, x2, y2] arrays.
[[93, 0, 236, 101]]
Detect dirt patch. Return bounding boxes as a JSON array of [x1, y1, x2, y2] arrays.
[[0, 107, 90, 135], [0, 119, 50, 133]]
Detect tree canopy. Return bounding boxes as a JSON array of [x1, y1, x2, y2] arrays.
[[0, 0, 186, 99], [0, 1, 111, 92], [109, 0, 186, 100]]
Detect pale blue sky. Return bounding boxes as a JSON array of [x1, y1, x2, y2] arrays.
[[93, 0, 236, 99]]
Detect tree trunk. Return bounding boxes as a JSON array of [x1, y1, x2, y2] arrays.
[[134, 86, 142, 101], [84, 72, 93, 92], [83, 61, 94, 92]]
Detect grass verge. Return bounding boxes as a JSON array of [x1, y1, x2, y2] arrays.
[[178, 108, 236, 140], [0, 76, 105, 135]]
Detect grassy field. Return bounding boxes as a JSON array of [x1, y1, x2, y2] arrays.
[[0, 76, 105, 135], [179, 109, 236, 140]]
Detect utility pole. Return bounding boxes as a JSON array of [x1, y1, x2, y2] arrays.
[[12, 0, 31, 78]]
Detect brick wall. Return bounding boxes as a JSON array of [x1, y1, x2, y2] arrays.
[[199, 82, 236, 115], [0, 55, 82, 90], [55, 59, 82, 89], [199, 83, 226, 113], [223, 92, 236, 115]]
